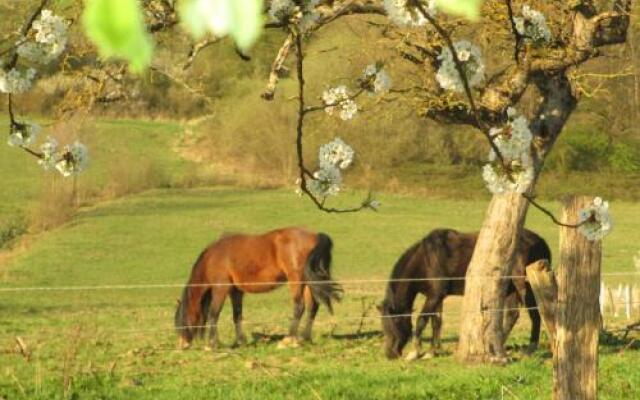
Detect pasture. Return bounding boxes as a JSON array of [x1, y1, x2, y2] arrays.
[[1, 184, 640, 399]]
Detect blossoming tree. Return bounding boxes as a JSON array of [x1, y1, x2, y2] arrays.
[[1, 0, 630, 363]]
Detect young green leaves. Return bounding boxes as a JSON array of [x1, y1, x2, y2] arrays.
[[82, 0, 154, 73]]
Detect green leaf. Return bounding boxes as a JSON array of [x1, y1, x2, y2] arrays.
[[435, 0, 483, 20], [82, 0, 154, 73], [179, 0, 263, 51]]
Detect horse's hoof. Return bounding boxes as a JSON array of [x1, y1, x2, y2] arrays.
[[405, 350, 420, 361], [277, 336, 300, 349], [489, 355, 509, 365], [177, 337, 191, 350], [420, 352, 435, 360]]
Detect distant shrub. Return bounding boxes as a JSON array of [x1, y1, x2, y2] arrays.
[[0, 214, 28, 249], [609, 141, 640, 172]]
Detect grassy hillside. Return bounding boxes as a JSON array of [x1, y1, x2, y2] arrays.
[[1, 187, 639, 399]]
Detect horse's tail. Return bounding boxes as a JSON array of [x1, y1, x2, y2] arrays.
[[304, 233, 343, 314], [175, 251, 212, 342]]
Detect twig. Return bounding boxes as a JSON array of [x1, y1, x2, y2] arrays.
[[183, 36, 223, 70], [504, 0, 523, 63], [262, 33, 294, 100], [522, 193, 586, 228], [293, 32, 375, 214], [15, 336, 30, 361]]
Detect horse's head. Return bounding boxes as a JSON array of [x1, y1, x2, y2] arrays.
[[174, 296, 195, 349], [378, 299, 412, 359]]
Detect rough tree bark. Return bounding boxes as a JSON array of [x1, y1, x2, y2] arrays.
[[456, 192, 531, 362], [553, 196, 602, 400]]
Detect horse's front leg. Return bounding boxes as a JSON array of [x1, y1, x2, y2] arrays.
[[206, 289, 228, 350], [431, 302, 443, 353], [406, 296, 442, 361]]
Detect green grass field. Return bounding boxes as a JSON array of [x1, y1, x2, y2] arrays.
[[1, 185, 640, 399]]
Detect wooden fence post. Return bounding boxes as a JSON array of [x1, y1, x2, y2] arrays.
[[553, 196, 602, 400]]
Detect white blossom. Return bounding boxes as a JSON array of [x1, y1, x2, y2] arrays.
[[436, 41, 485, 93], [268, 0, 297, 23], [38, 136, 58, 170], [489, 108, 533, 161], [55, 141, 89, 177], [308, 166, 343, 197], [268, 0, 319, 31], [577, 197, 613, 241], [482, 159, 534, 195], [482, 108, 535, 194], [362, 64, 392, 94], [0, 68, 36, 94], [514, 6, 551, 44], [319, 137, 354, 170], [384, 0, 436, 27], [322, 85, 358, 120], [8, 122, 41, 147], [17, 10, 68, 64], [369, 199, 381, 210]]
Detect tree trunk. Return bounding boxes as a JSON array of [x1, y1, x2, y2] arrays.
[[456, 192, 530, 362], [553, 196, 602, 400], [457, 75, 577, 363]]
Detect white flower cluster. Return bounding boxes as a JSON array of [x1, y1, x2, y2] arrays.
[[436, 41, 485, 93], [308, 166, 343, 197], [308, 138, 355, 198], [577, 197, 612, 241], [362, 64, 392, 94], [514, 6, 551, 45], [0, 68, 36, 94], [17, 10, 68, 64], [319, 137, 354, 170], [482, 107, 535, 194], [55, 141, 89, 177], [384, 0, 436, 28], [38, 136, 58, 170], [8, 122, 41, 147], [322, 86, 358, 121], [268, 0, 320, 31]]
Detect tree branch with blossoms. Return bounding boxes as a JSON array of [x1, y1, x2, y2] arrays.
[[292, 31, 380, 213], [2, 4, 89, 178]]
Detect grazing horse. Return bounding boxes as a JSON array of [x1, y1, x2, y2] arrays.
[[175, 227, 342, 349], [380, 228, 551, 360]]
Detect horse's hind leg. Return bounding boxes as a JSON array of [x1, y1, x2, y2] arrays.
[[230, 288, 247, 347], [503, 292, 521, 342], [206, 288, 229, 350], [524, 283, 541, 352], [280, 283, 305, 347], [301, 286, 319, 342]]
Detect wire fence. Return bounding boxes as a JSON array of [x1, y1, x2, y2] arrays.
[[1, 271, 640, 292]]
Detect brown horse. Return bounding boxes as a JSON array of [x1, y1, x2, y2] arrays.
[[380, 228, 551, 360], [175, 227, 342, 349]]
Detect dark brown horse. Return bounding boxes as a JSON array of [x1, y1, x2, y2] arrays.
[[380, 228, 551, 360], [175, 227, 342, 349]]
